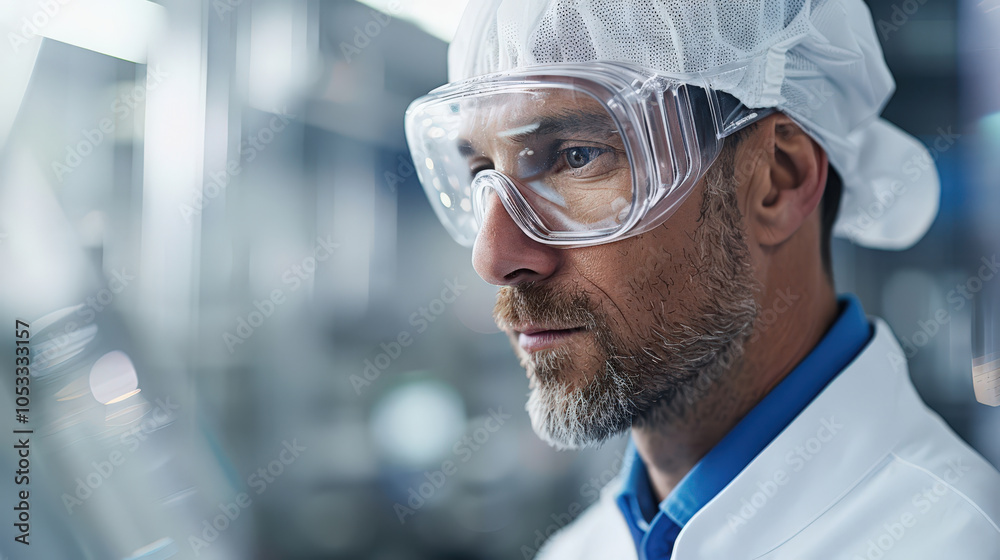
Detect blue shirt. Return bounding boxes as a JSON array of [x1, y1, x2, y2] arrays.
[[615, 294, 873, 560]]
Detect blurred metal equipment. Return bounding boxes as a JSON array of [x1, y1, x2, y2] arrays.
[[973, 281, 1000, 406]]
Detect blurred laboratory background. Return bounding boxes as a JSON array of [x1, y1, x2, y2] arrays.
[[0, 0, 997, 559]]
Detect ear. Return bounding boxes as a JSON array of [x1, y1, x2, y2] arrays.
[[745, 114, 828, 247]]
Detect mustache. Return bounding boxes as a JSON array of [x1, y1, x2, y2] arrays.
[[493, 282, 600, 332]]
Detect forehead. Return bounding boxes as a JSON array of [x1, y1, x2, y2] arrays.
[[459, 86, 611, 130], [456, 86, 620, 156]]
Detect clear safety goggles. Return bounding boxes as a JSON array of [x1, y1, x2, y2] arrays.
[[404, 61, 772, 248]]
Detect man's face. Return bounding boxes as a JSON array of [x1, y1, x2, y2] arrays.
[[466, 93, 762, 449]]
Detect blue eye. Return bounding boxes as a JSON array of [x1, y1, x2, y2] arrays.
[[563, 147, 603, 168]]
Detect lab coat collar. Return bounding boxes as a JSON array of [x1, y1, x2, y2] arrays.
[[615, 295, 873, 558], [671, 318, 919, 557]]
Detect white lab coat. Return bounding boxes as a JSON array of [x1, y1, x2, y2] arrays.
[[536, 318, 1000, 560]]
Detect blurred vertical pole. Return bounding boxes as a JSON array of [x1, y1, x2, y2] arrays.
[[973, 285, 999, 406], [960, 0, 1000, 407], [137, 2, 258, 559], [139, 0, 206, 384]]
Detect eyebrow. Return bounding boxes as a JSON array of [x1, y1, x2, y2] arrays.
[[504, 109, 619, 143], [457, 109, 619, 157]]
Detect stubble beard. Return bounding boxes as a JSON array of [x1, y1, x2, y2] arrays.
[[495, 174, 761, 450]]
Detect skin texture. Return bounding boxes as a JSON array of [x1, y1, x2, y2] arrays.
[[476, 112, 838, 503]]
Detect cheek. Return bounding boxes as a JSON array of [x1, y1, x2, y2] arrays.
[[562, 242, 689, 329], [555, 189, 708, 327]]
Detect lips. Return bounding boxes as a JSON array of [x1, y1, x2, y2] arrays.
[[516, 326, 585, 352]]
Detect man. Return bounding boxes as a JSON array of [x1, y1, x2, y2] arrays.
[[404, 0, 1000, 558]]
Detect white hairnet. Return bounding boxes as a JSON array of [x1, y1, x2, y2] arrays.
[[448, 0, 940, 250]]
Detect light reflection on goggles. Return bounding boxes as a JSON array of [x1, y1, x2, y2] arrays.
[[404, 62, 772, 248]]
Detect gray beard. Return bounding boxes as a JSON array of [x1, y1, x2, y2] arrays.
[[523, 178, 760, 450]]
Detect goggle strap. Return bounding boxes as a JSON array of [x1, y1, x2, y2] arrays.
[[716, 91, 777, 138]]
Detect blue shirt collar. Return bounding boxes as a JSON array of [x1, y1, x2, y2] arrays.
[[615, 294, 873, 558]]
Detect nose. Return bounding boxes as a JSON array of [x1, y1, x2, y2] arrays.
[[472, 189, 561, 286]]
